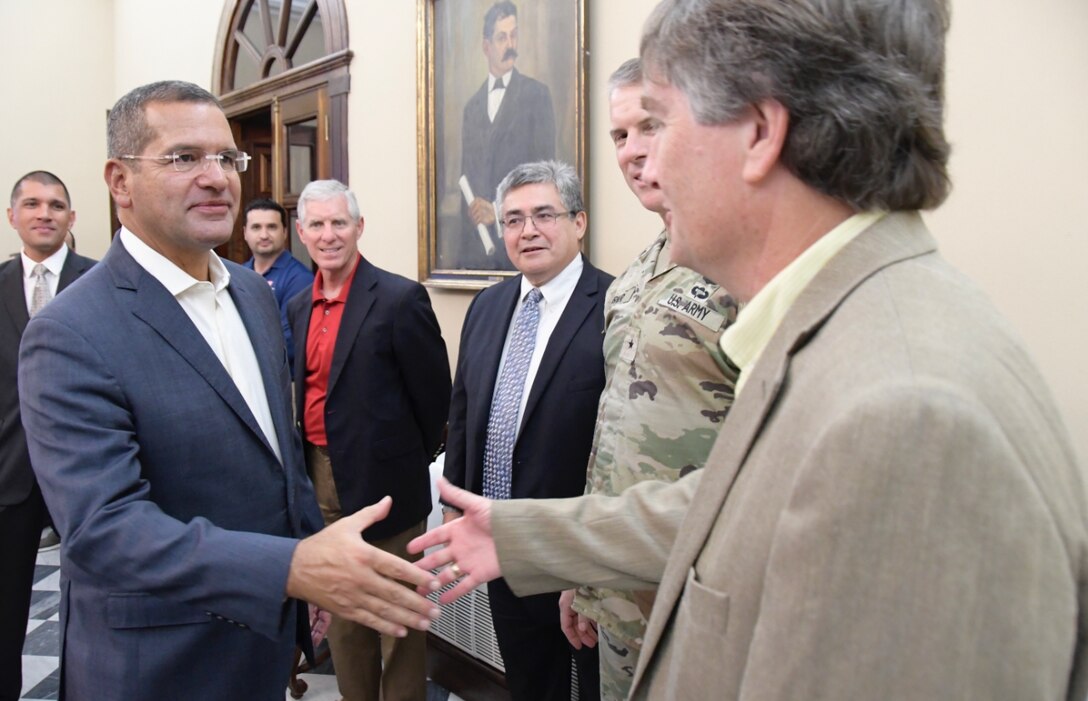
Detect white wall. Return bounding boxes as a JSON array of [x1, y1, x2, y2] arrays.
[[2, 0, 1084, 460], [927, 0, 1088, 459], [0, 0, 114, 260]]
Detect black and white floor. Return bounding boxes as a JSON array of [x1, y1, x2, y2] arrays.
[[20, 547, 463, 700]]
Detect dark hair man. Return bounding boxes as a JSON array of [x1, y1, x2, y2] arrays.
[[414, 1, 1087, 699], [458, 1, 555, 269], [18, 81, 439, 700], [443, 160, 611, 701], [242, 197, 313, 371], [1, 170, 95, 701]]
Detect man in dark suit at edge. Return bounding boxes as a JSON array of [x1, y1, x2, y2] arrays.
[[1, 171, 95, 701], [443, 160, 609, 701]]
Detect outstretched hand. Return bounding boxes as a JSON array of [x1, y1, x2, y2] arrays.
[[408, 478, 500, 603], [287, 496, 441, 638]]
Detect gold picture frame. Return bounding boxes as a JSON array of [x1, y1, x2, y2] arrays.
[[417, 0, 587, 288]]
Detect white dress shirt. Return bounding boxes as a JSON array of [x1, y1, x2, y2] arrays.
[[493, 254, 584, 435], [119, 227, 282, 463], [21, 244, 69, 313], [487, 69, 513, 122]]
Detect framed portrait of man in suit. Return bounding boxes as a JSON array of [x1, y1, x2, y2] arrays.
[[416, 0, 587, 288]]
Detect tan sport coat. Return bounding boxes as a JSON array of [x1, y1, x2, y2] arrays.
[[493, 212, 1088, 700]]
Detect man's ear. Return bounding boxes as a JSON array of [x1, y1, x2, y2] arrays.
[[742, 98, 789, 184], [104, 160, 133, 210]]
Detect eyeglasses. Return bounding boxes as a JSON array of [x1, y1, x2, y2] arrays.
[[500, 210, 577, 233], [119, 149, 251, 174]]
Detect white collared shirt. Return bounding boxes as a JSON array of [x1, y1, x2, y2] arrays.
[[494, 254, 584, 434], [21, 244, 69, 313], [487, 69, 513, 122], [119, 227, 282, 463]]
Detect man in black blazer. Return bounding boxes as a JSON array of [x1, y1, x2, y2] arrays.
[[444, 161, 610, 701], [1, 171, 94, 701], [459, 1, 555, 270], [288, 180, 451, 701]]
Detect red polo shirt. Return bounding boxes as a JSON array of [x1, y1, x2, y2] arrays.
[[302, 255, 361, 446]]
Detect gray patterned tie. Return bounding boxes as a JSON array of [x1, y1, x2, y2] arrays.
[[482, 288, 543, 500], [29, 264, 52, 317]]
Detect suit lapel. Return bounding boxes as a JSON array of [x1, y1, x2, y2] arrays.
[[328, 257, 376, 396], [0, 260, 29, 337], [633, 212, 940, 686], [490, 69, 522, 138], [107, 240, 277, 458], [480, 278, 522, 408], [57, 252, 92, 292], [228, 275, 289, 461], [519, 260, 599, 433]]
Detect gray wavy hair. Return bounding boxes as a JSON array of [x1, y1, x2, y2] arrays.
[[495, 160, 585, 217], [641, 0, 952, 211]]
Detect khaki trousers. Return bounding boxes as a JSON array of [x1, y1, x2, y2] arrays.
[[306, 442, 427, 701]]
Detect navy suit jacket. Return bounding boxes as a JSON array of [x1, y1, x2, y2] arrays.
[[18, 237, 322, 701], [288, 256, 451, 541], [459, 68, 555, 269], [444, 256, 612, 500], [0, 250, 95, 506]]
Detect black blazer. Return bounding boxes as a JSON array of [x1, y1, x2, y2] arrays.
[[288, 256, 451, 541], [0, 250, 95, 505], [444, 256, 613, 500]]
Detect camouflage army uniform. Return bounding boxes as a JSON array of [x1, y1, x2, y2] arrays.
[[571, 230, 738, 700]]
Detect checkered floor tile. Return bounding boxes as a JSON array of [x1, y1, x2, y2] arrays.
[[20, 548, 460, 701]]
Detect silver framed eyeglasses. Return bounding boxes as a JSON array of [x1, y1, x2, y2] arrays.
[[500, 210, 577, 233], [119, 149, 251, 174]]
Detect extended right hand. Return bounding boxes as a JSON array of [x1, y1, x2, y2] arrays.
[[286, 496, 441, 638]]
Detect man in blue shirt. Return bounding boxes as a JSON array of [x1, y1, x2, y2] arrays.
[[243, 198, 313, 371]]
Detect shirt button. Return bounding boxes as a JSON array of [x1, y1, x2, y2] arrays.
[[324, 309, 330, 316], [322, 327, 328, 333]]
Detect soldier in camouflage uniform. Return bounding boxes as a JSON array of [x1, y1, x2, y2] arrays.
[[560, 59, 739, 701]]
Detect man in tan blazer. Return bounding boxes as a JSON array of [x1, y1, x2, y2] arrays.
[[411, 0, 1088, 699]]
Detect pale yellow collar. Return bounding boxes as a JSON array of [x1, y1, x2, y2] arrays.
[[720, 211, 885, 397]]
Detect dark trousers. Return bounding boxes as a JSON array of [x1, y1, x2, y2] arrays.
[[488, 578, 600, 701], [0, 485, 46, 701]]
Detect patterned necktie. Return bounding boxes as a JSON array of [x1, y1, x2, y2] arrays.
[[482, 288, 543, 500], [29, 264, 52, 317]]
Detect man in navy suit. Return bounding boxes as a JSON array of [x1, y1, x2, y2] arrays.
[[17, 81, 439, 701], [0, 171, 94, 701], [458, 1, 555, 270], [287, 179, 451, 701], [443, 161, 609, 701]]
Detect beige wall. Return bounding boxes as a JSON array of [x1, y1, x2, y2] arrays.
[[0, 0, 114, 260], [2, 0, 1084, 460]]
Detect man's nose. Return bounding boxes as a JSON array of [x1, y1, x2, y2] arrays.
[[643, 144, 662, 190]]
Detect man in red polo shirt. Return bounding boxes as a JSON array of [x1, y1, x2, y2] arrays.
[[287, 179, 451, 701]]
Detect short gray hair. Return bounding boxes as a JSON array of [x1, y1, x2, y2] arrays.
[[495, 160, 584, 217], [608, 58, 642, 95], [640, 0, 951, 211], [107, 80, 222, 158], [297, 179, 361, 222]]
